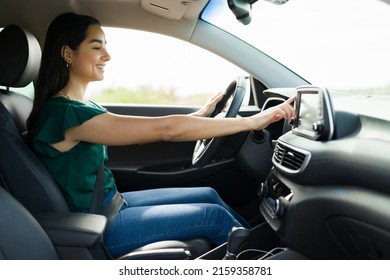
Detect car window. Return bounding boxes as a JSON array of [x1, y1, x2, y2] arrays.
[[87, 27, 249, 106]]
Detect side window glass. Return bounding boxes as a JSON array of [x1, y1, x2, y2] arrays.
[[87, 27, 248, 106]]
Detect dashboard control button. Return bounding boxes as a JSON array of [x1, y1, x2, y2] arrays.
[[312, 121, 324, 133]]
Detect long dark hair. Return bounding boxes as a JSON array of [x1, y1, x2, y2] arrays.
[[26, 12, 100, 147]]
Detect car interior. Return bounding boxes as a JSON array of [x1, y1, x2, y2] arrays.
[[1, 0, 390, 261]]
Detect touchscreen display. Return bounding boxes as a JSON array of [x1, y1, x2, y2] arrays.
[[293, 86, 334, 141], [298, 92, 319, 133]]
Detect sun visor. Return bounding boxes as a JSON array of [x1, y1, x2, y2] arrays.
[[141, 0, 192, 20]]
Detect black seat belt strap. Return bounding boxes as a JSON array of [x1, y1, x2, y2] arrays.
[[89, 163, 124, 224], [89, 163, 105, 215]]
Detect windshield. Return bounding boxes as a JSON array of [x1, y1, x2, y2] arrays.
[[202, 0, 390, 95]]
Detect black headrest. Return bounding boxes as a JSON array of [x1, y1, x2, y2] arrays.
[[0, 24, 41, 87]]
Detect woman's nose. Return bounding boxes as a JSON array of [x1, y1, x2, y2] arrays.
[[103, 49, 111, 61]]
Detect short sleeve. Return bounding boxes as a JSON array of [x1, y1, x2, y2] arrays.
[[34, 98, 107, 149]]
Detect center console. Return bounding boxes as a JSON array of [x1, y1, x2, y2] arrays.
[[258, 171, 293, 232]]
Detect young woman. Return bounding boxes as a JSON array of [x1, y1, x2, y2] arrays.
[[27, 13, 295, 258]]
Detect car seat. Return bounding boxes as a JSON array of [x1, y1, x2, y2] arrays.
[[0, 187, 58, 259], [0, 24, 212, 259]]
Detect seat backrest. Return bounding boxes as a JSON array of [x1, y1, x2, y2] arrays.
[[0, 24, 69, 213], [0, 187, 58, 259]]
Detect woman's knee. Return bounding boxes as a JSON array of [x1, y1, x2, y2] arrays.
[[200, 186, 221, 202]]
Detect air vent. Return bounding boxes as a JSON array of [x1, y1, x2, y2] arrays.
[[272, 141, 310, 173]]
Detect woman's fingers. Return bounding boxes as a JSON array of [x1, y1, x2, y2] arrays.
[[260, 95, 296, 126], [279, 96, 296, 121]]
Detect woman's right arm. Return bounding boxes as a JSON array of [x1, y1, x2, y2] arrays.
[[62, 96, 295, 147]]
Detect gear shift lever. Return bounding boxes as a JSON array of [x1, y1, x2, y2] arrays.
[[223, 226, 250, 260]]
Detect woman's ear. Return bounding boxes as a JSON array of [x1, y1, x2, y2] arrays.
[[61, 45, 72, 66]]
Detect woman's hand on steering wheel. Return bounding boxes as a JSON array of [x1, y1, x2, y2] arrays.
[[190, 92, 226, 118], [192, 76, 247, 168]]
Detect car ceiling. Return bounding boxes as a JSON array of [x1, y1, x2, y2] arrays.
[[0, 0, 208, 44]]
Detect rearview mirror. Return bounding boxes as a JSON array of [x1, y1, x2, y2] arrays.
[[228, 0, 289, 25], [227, 0, 256, 25]]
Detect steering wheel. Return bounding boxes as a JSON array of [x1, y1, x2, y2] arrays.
[[192, 76, 248, 168]]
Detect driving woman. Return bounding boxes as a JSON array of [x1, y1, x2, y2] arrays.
[[27, 12, 295, 258]]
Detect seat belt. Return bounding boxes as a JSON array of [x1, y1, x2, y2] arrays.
[[89, 163, 105, 215], [89, 163, 124, 224]]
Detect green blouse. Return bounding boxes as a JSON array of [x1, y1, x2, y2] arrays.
[[33, 97, 115, 212]]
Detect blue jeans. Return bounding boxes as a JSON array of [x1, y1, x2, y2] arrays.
[[103, 187, 249, 258]]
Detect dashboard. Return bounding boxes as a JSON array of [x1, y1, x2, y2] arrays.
[[258, 86, 390, 259]]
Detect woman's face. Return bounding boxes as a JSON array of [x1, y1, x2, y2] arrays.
[[68, 24, 111, 84]]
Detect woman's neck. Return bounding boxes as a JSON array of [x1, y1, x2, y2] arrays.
[[58, 82, 88, 103]]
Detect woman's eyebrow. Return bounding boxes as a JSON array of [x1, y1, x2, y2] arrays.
[[89, 38, 106, 44]]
